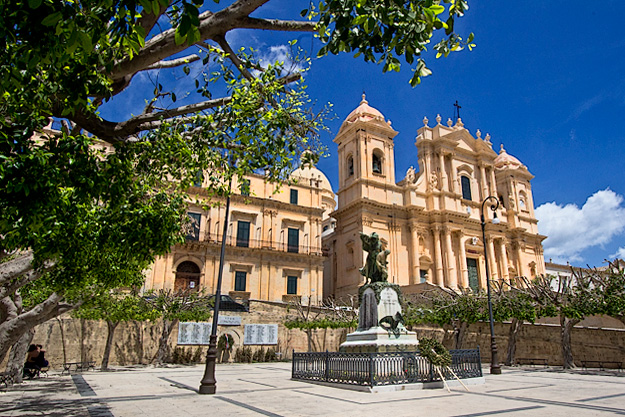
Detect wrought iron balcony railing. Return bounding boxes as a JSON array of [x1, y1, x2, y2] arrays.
[[185, 232, 324, 256]]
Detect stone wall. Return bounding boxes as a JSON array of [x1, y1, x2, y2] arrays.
[[410, 321, 625, 366], [18, 300, 625, 370], [25, 300, 351, 369]]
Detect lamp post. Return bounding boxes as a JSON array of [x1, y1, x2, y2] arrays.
[[480, 195, 502, 375], [199, 163, 233, 394]]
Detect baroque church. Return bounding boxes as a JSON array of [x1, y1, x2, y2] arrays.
[[145, 95, 546, 302], [322, 95, 546, 299]]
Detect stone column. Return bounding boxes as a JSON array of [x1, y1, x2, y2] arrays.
[[515, 242, 524, 278], [458, 234, 469, 288], [433, 228, 444, 286], [438, 152, 447, 192], [487, 237, 498, 282], [500, 239, 510, 283], [444, 227, 457, 289], [489, 168, 497, 198], [410, 225, 421, 284], [479, 163, 488, 201], [449, 154, 458, 194]]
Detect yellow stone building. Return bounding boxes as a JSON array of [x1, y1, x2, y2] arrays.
[[145, 161, 336, 305], [146, 95, 546, 303], [323, 96, 546, 299]]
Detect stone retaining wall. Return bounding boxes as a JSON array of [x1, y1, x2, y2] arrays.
[[18, 300, 625, 370]]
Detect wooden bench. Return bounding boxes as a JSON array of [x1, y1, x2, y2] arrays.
[[581, 360, 623, 371], [516, 358, 548, 367], [62, 361, 96, 375]]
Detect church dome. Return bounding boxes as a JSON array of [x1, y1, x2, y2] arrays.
[[494, 144, 526, 170], [290, 159, 333, 194], [344, 94, 386, 123]]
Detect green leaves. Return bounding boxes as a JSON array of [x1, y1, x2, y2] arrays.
[[316, 0, 473, 86]]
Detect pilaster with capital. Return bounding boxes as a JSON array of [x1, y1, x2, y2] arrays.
[[458, 232, 469, 288], [432, 227, 444, 286], [499, 238, 510, 283], [443, 227, 458, 289], [409, 224, 421, 284]]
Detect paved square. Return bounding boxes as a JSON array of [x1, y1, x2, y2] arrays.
[[2, 363, 624, 416]]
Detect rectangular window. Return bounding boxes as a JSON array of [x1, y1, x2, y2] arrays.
[[287, 275, 298, 295], [186, 212, 201, 241], [234, 271, 247, 291], [240, 179, 251, 196], [467, 258, 479, 292], [461, 176, 472, 201], [290, 189, 298, 205], [419, 269, 428, 283], [193, 171, 203, 187], [287, 228, 299, 253], [236, 221, 250, 247]]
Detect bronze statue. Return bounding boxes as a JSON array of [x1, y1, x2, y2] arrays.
[[359, 232, 390, 284]]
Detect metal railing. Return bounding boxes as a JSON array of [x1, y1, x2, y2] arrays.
[[292, 348, 482, 387], [187, 233, 324, 256]]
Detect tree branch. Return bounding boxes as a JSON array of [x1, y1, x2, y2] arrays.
[[237, 17, 316, 32], [144, 54, 201, 70], [214, 36, 254, 80], [0, 251, 35, 286]]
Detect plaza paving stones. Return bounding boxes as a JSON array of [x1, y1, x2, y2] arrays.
[[1, 363, 624, 416]]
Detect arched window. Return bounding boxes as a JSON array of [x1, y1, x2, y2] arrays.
[[372, 152, 382, 174], [347, 155, 354, 177], [519, 191, 528, 211], [175, 261, 201, 293], [461, 176, 472, 201]]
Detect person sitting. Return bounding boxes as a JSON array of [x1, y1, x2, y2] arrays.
[[34, 344, 49, 368], [24, 344, 41, 379]]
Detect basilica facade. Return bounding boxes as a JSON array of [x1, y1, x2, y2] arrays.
[[145, 96, 546, 303], [323, 96, 546, 299]]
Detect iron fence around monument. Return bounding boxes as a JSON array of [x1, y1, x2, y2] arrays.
[[291, 348, 482, 387]]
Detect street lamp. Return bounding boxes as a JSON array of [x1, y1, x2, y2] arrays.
[[199, 162, 233, 394], [480, 195, 502, 375]]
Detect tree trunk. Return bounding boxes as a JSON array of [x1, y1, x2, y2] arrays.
[[455, 321, 468, 349], [153, 319, 178, 364], [0, 292, 73, 359], [101, 321, 119, 371], [505, 318, 523, 366], [561, 316, 580, 369], [56, 317, 67, 365], [306, 329, 313, 352], [6, 328, 34, 383]]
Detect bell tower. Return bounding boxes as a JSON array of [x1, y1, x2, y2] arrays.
[[334, 95, 398, 208]]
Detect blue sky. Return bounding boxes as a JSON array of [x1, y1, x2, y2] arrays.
[[100, 1, 625, 268]]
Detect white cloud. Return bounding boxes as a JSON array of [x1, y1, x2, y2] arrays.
[[536, 189, 625, 263], [257, 44, 306, 74], [610, 246, 625, 260]]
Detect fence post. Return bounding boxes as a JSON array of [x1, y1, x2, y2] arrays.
[[324, 350, 329, 382], [292, 349, 295, 376], [369, 352, 375, 387]]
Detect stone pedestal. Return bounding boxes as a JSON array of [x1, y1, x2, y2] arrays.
[[340, 282, 418, 353]]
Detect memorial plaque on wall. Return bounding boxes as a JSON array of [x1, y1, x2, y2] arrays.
[[218, 315, 242, 326], [243, 324, 278, 345], [177, 322, 212, 345]]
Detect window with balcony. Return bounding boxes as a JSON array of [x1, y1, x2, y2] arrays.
[[236, 221, 250, 247], [186, 212, 201, 241], [287, 228, 299, 253]]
